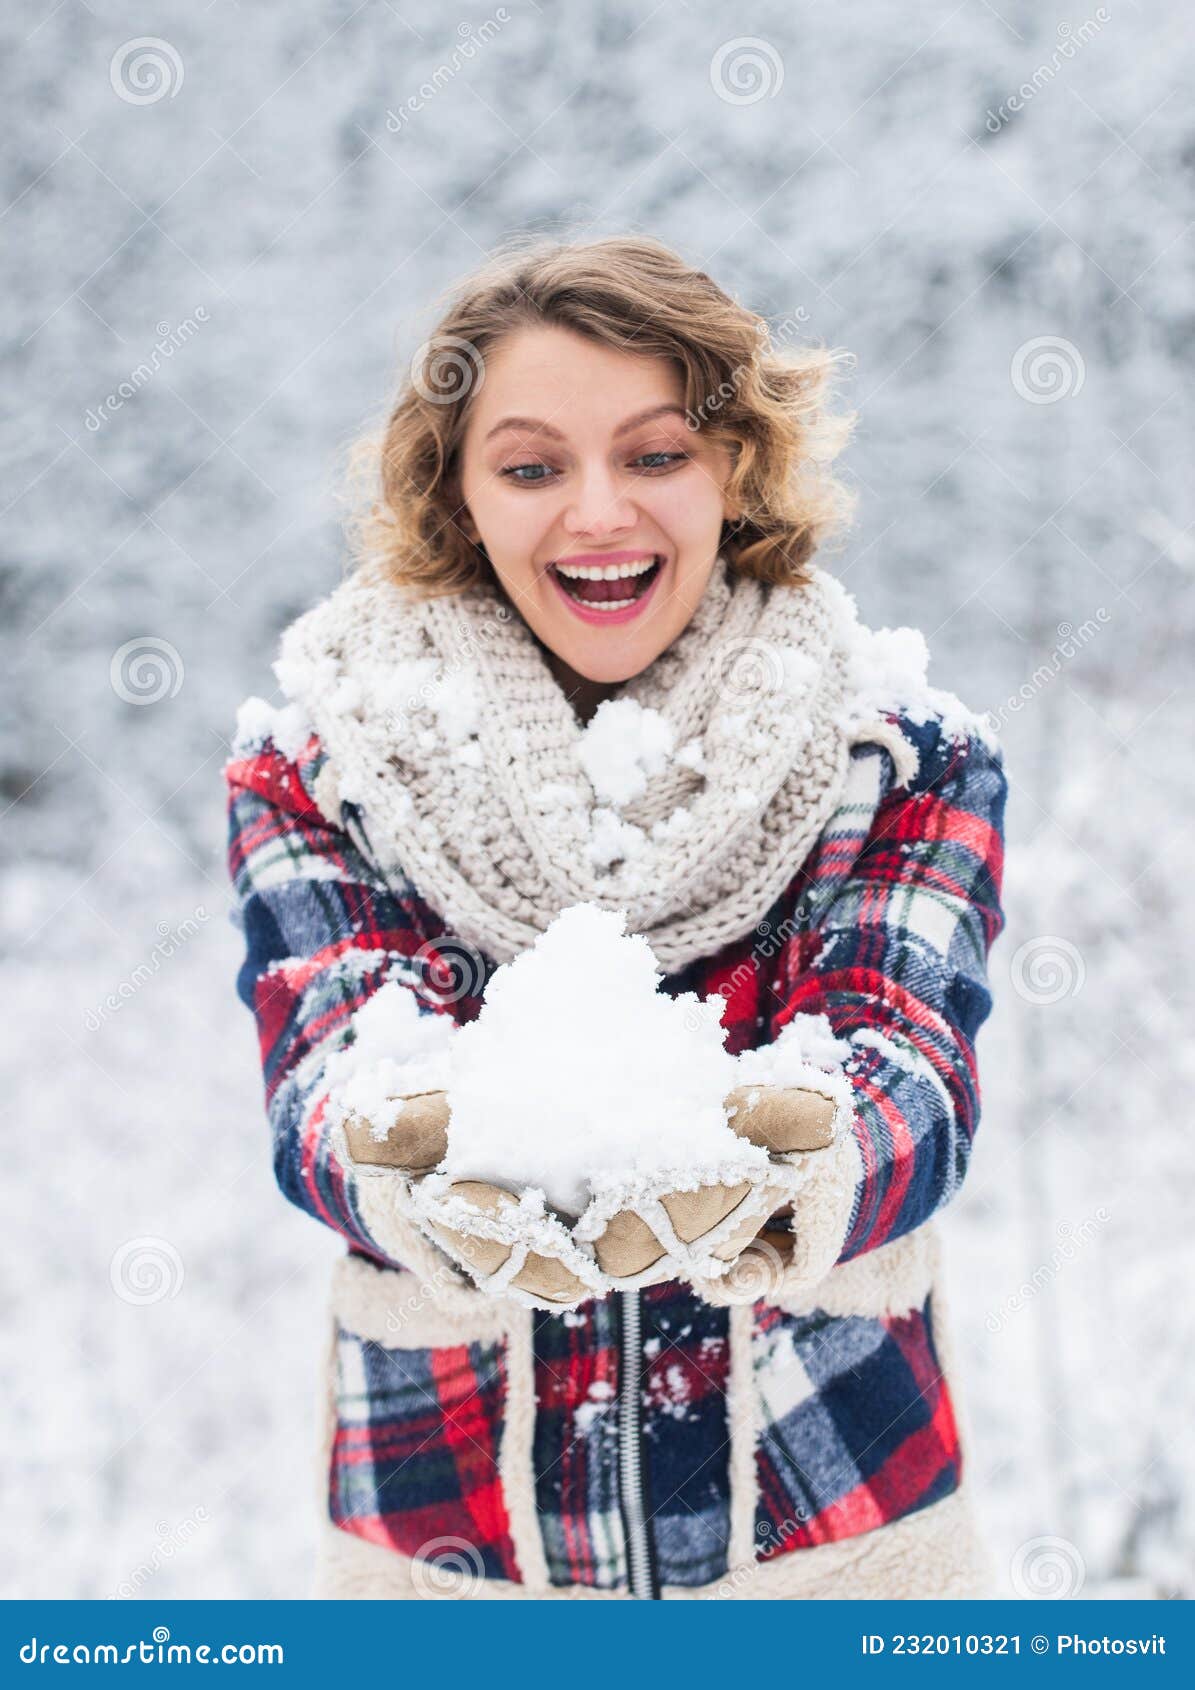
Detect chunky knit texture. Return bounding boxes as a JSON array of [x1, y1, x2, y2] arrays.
[[272, 554, 920, 973]]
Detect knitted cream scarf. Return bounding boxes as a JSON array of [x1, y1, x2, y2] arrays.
[[275, 554, 918, 974]]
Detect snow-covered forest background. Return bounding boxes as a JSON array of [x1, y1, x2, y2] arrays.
[[3, 0, 1191, 1600]]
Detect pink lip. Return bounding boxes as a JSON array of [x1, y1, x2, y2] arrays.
[[548, 553, 666, 627]]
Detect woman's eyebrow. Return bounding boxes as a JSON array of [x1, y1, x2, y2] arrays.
[[483, 403, 687, 444]]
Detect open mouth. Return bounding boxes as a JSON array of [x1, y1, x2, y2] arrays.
[[548, 554, 664, 614]]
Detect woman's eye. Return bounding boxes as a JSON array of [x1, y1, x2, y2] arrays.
[[500, 463, 556, 484], [632, 451, 688, 471], [498, 452, 687, 484]]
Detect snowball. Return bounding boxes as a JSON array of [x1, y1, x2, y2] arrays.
[[441, 904, 765, 1215], [577, 698, 675, 807]]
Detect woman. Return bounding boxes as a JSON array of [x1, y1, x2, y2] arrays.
[[226, 235, 1007, 1599]]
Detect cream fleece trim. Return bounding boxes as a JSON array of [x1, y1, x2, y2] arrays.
[[921, 1245, 999, 1595], [779, 1124, 864, 1289], [311, 1484, 993, 1600], [330, 1252, 512, 1347], [316, 1289, 339, 1558], [688, 1126, 862, 1308], [724, 1302, 761, 1573], [773, 1225, 941, 1321], [349, 1162, 492, 1312], [497, 1311, 550, 1592]]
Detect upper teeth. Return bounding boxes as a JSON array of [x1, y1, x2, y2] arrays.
[[554, 556, 658, 580]]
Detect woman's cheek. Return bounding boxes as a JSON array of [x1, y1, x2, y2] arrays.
[[643, 472, 725, 547]]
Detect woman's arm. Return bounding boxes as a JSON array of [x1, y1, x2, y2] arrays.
[[769, 716, 1008, 1266], [225, 729, 458, 1270]]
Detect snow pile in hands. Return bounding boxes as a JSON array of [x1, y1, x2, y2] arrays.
[[324, 980, 455, 1142], [324, 907, 854, 1214], [442, 903, 766, 1214]]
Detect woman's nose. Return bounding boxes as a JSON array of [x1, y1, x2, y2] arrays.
[[561, 465, 637, 537]]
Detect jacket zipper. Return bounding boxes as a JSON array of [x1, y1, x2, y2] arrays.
[[617, 1289, 660, 1600]]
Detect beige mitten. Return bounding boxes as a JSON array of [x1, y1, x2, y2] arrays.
[[340, 1090, 450, 1172], [724, 1083, 838, 1154], [583, 1082, 845, 1288]]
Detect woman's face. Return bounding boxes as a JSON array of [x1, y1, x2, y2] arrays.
[[456, 325, 736, 684]]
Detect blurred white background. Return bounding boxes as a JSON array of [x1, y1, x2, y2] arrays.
[[3, 0, 1191, 1599]]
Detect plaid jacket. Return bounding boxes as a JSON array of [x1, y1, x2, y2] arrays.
[[226, 706, 1006, 1593]]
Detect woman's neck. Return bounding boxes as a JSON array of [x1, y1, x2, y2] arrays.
[[539, 643, 623, 726]]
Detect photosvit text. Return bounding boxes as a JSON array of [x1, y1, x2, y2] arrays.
[[860, 1633, 1168, 1656]]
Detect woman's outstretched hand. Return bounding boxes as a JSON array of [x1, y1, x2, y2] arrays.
[[336, 1081, 843, 1307]]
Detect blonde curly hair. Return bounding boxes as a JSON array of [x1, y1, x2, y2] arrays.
[[344, 234, 858, 597]]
